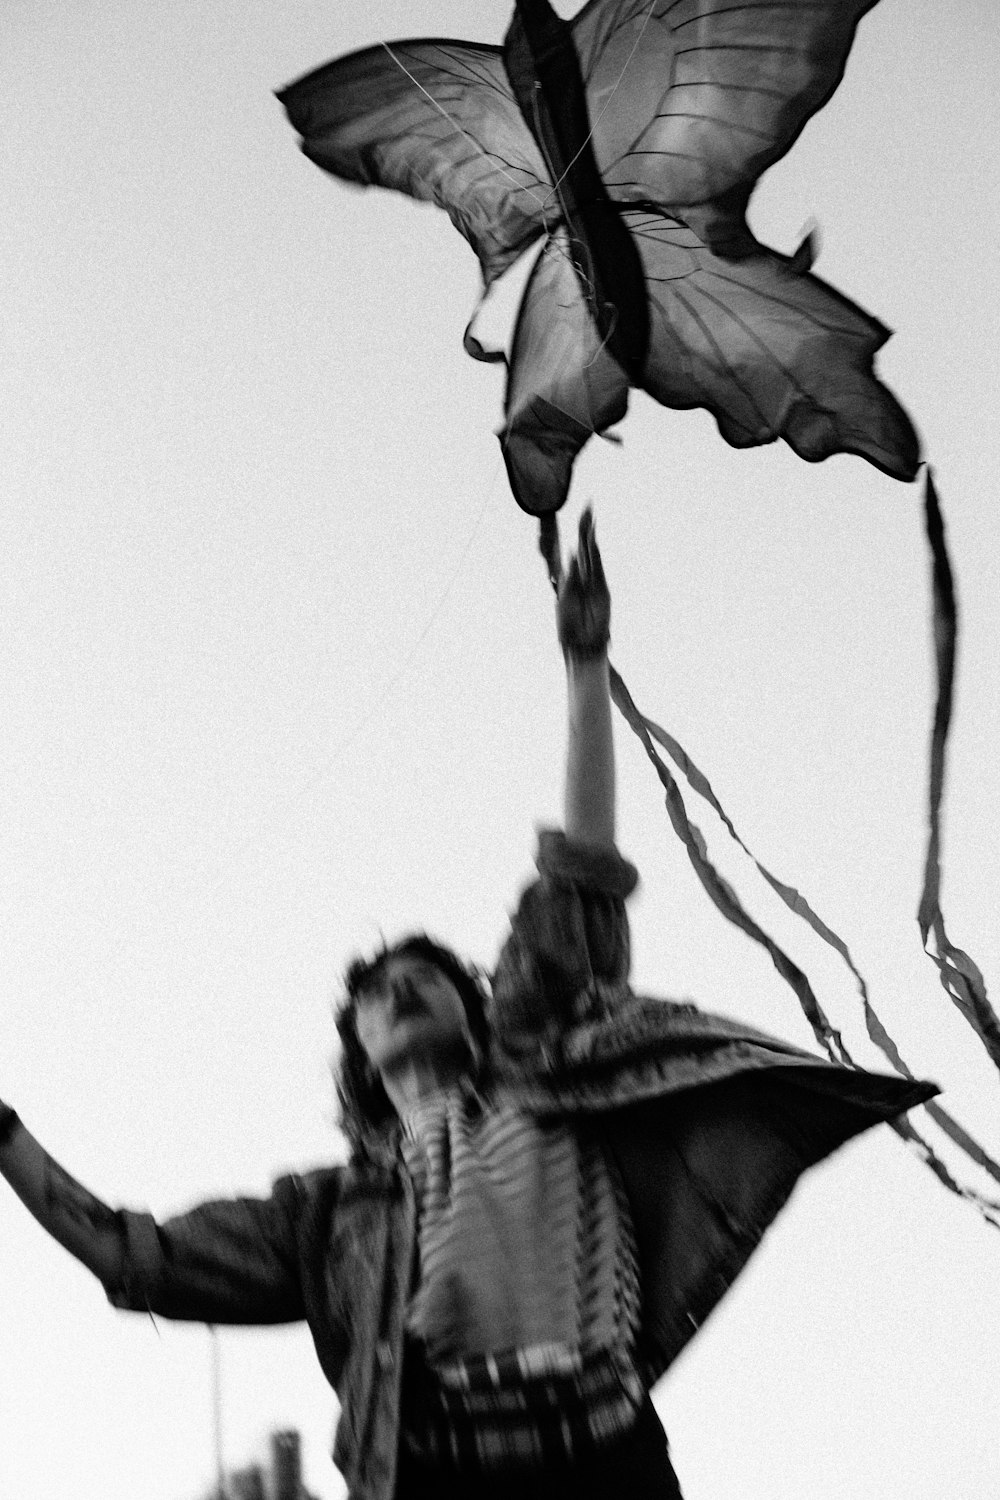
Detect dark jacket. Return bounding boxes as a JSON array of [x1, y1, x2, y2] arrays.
[[105, 831, 935, 1500]]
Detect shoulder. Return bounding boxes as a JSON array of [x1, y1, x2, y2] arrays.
[[490, 829, 639, 1040], [268, 1164, 348, 1233]]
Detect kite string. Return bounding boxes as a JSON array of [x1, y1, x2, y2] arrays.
[[385, 8, 656, 442], [379, 36, 586, 385], [538, 0, 657, 213], [524, 2, 656, 409], [378, 42, 553, 231], [381, 0, 656, 224], [375, 50, 616, 430], [199, 450, 504, 891], [382, 0, 656, 269]]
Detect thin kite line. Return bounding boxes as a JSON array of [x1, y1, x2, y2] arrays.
[[541, 0, 657, 212], [200, 452, 504, 890], [379, 41, 553, 229], [381, 4, 656, 236]]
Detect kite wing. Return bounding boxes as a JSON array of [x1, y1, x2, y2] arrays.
[[502, 229, 631, 513], [572, 0, 882, 207], [491, 0, 917, 510], [277, 39, 550, 288], [631, 207, 919, 476], [497, 198, 917, 514], [280, 1, 918, 513]]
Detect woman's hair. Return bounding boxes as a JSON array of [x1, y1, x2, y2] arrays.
[[334, 934, 491, 1151]]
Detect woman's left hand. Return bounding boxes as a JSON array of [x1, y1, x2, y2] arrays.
[[557, 508, 611, 658]]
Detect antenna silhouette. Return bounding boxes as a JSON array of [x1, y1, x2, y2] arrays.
[[209, 1324, 227, 1500]]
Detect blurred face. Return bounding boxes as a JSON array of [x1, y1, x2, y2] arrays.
[[353, 951, 472, 1080]]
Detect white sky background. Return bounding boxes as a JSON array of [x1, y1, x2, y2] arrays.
[[1, 1, 998, 1496]]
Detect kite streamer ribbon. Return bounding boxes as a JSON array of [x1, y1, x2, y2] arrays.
[[619, 671, 1000, 1189], [606, 664, 1000, 1227], [608, 665, 850, 1065], [918, 470, 1000, 1071]]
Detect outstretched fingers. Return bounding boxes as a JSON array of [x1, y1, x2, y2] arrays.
[[557, 506, 611, 656], [580, 507, 606, 593]]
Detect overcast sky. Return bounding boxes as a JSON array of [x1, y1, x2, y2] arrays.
[[2, 3, 999, 1498]]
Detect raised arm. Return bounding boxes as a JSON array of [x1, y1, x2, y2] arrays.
[[557, 509, 615, 850], [0, 1097, 317, 1323], [490, 515, 633, 1033], [0, 1100, 125, 1285]]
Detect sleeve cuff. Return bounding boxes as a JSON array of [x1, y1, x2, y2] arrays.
[[535, 827, 639, 899], [104, 1209, 164, 1308]]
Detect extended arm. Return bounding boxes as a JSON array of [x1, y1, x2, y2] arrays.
[[489, 513, 630, 1033], [0, 1099, 315, 1322], [0, 1102, 124, 1284], [557, 509, 615, 850]]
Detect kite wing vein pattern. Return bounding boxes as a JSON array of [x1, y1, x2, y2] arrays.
[[279, 0, 919, 514]]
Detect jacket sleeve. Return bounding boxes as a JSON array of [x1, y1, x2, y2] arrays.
[[103, 1168, 340, 1325], [490, 828, 639, 1044]]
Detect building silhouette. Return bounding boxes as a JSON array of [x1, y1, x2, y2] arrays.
[[228, 1467, 266, 1500], [203, 1428, 319, 1500]]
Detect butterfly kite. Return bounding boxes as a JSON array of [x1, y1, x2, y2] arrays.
[[279, 0, 1000, 1221], [278, 0, 919, 522]]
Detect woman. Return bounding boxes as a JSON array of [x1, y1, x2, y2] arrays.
[[0, 513, 935, 1500]]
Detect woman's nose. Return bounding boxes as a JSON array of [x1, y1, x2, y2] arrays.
[[391, 978, 423, 1010]]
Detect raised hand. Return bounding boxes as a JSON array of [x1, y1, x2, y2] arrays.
[[556, 508, 610, 659], [0, 1103, 124, 1284], [0, 1099, 19, 1149]]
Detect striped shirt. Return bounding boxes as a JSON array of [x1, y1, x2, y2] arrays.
[[399, 1086, 643, 1472]]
